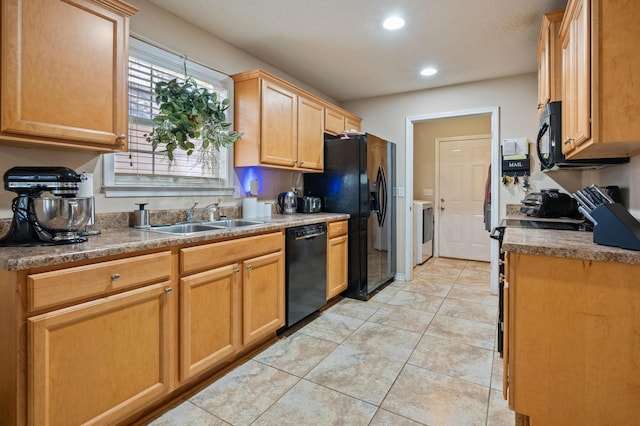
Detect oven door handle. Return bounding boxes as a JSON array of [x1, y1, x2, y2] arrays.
[[489, 227, 504, 240]]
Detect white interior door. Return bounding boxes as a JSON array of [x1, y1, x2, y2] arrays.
[[437, 135, 491, 261]]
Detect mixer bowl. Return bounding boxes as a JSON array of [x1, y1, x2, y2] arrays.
[[32, 197, 91, 232]]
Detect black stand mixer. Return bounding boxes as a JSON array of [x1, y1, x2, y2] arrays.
[[0, 167, 90, 246]]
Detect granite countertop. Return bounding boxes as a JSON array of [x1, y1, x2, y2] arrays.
[[500, 205, 640, 264], [0, 213, 349, 271], [503, 227, 640, 265]]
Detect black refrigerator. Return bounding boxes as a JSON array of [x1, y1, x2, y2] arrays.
[[304, 133, 396, 300]]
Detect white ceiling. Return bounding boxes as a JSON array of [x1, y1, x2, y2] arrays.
[[148, 0, 567, 103]]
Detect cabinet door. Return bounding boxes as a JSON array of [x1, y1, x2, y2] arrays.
[[28, 282, 173, 426], [297, 96, 324, 170], [537, 10, 564, 114], [0, 0, 134, 150], [242, 250, 285, 347], [345, 116, 361, 133], [326, 234, 348, 300], [537, 34, 550, 112], [260, 80, 297, 167], [324, 107, 345, 135], [179, 264, 241, 381], [562, 0, 591, 154]]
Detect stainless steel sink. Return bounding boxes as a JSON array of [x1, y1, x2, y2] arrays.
[[145, 223, 225, 235], [143, 219, 266, 235], [202, 219, 265, 228]]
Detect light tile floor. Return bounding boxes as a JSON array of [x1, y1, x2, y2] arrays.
[[149, 257, 514, 425]]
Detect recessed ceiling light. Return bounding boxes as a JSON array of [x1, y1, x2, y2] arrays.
[[420, 67, 438, 77], [383, 16, 405, 30]]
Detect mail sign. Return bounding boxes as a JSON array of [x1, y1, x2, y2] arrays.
[[502, 157, 530, 176]]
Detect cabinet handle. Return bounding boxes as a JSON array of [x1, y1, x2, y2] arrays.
[[563, 137, 574, 145], [299, 161, 304, 165], [234, 268, 240, 273], [165, 287, 173, 294], [247, 264, 253, 270], [293, 160, 298, 165], [117, 134, 126, 140], [111, 273, 121, 281]]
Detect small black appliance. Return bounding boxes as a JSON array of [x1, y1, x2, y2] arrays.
[[536, 101, 628, 170], [296, 196, 321, 213], [520, 189, 579, 218], [0, 167, 89, 246]]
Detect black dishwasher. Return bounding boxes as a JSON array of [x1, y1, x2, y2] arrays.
[[285, 223, 327, 328]]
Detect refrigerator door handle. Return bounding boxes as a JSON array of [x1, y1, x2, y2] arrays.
[[377, 166, 387, 227]]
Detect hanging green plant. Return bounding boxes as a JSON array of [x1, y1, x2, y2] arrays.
[[145, 76, 241, 164]]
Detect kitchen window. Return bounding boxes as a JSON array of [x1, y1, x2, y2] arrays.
[[103, 38, 235, 197]]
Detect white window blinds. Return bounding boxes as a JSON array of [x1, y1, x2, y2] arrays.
[[104, 38, 235, 196]]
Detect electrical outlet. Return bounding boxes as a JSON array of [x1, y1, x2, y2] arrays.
[[396, 187, 405, 198]]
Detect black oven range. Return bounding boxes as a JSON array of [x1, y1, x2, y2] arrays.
[[490, 217, 591, 357]]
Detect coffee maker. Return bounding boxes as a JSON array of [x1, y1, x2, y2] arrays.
[[0, 167, 91, 246]]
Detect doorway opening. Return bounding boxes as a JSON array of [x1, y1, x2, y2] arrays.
[[405, 107, 500, 293]]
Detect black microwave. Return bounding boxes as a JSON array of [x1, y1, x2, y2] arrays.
[[536, 101, 628, 170]]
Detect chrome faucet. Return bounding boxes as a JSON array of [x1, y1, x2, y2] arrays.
[[187, 202, 219, 222], [186, 202, 198, 222]]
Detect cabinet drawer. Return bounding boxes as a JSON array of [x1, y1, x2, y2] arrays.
[[328, 220, 348, 238], [28, 251, 172, 312], [181, 232, 284, 275]]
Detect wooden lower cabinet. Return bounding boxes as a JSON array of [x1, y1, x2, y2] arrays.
[[504, 252, 640, 424], [28, 282, 174, 426], [326, 220, 348, 300], [242, 251, 285, 345], [1, 231, 287, 425], [178, 232, 285, 381], [179, 264, 241, 381]]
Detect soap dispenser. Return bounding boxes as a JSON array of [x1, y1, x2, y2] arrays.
[[133, 203, 150, 228]]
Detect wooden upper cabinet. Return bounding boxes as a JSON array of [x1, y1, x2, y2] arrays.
[[260, 80, 298, 167], [324, 105, 362, 135], [0, 0, 137, 151], [298, 96, 324, 170], [537, 10, 564, 115], [559, 0, 640, 159], [233, 69, 361, 171]]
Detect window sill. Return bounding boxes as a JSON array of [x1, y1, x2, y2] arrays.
[[104, 185, 235, 198]]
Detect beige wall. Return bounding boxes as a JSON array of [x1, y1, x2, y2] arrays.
[[0, 0, 322, 218], [413, 116, 491, 202], [343, 73, 581, 277]]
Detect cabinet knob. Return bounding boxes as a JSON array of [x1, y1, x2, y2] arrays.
[[293, 160, 298, 165], [563, 137, 574, 145], [117, 134, 126, 140], [165, 287, 173, 294], [111, 273, 121, 281], [234, 268, 240, 273], [247, 264, 253, 270], [299, 161, 304, 165]]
